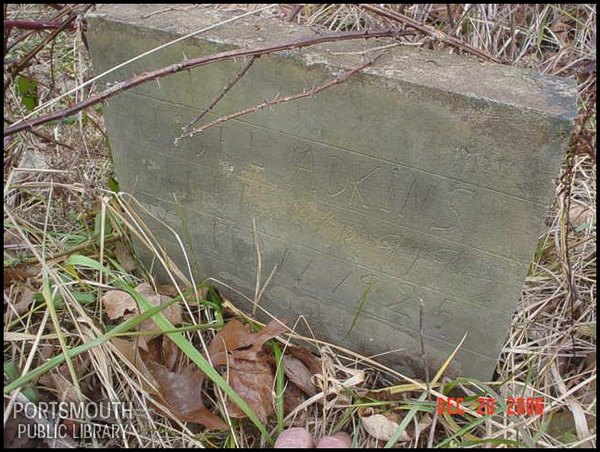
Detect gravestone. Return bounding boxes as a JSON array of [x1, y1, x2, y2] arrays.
[[87, 4, 577, 379]]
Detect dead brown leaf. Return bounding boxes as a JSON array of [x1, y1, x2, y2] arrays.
[[162, 335, 181, 371], [283, 382, 306, 422], [207, 318, 288, 423], [101, 283, 182, 348], [156, 284, 180, 298], [224, 354, 275, 423], [135, 283, 182, 331], [110, 337, 155, 392], [4, 229, 40, 287], [283, 355, 317, 397], [37, 356, 90, 404], [569, 204, 594, 229], [208, 318, 287, 365], [287, 345, 322, 375], [359, 407, 409, 442], [146, 361, 228, 430], [113, 317, 287, 429], [141, 336, 180, 372], [359, 407, 431, 443], [111, 336, 228, 430], [4, 264, 40, 287], [114, 240, 137, 272], [139, 334, 162, 363], [101, 289, 137, 320], [9, 286, 36, 316]]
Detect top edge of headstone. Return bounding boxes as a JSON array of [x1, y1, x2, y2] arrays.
[[88, 4, 578, 121]]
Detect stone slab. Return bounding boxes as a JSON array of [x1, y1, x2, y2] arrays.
[[86, 4, 577, 379]]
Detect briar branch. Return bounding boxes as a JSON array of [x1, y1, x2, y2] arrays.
[[286, 5, 305, 22], [4, 19, 85, 31], [4, 4, 92, 93], [179, 55, 259, 139], [175, 55, 382, 143], [4, 28, 396, 137], [360, 4, 501, 64]]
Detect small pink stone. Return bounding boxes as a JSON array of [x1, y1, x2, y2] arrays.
[[316, 431, 352, 448], [274, 427, 315, 448]]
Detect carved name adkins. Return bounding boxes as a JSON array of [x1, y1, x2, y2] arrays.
[[88, 4, 577, 379]]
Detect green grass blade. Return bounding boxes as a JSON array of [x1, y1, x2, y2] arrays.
[[385, 395, 429, 447], [42, 272, 82, 400], [434, 415, 486, 448], [4, 302, 174, 394], [384, 333, 468, 447], [65, 254, 273, 443], [271, 342, 285, 435], [4, 362, 39, 403], [344, 280, 375, 339]]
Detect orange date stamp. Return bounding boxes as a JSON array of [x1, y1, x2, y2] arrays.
[[436, 396, 545, 416]]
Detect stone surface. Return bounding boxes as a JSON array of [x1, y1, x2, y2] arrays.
[[86, 4, 577, 379]]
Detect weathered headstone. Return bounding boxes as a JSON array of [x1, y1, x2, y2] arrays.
[[87, 5, 577, 379]]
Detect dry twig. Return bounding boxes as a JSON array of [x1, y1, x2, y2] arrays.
[[4, 4, 92, 93], [178, 56, 259, 140], [359, 4, 501, 63], [4, 19, 85, 31], [176, 55, 383, 141], [4, 28, 396, 137]]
